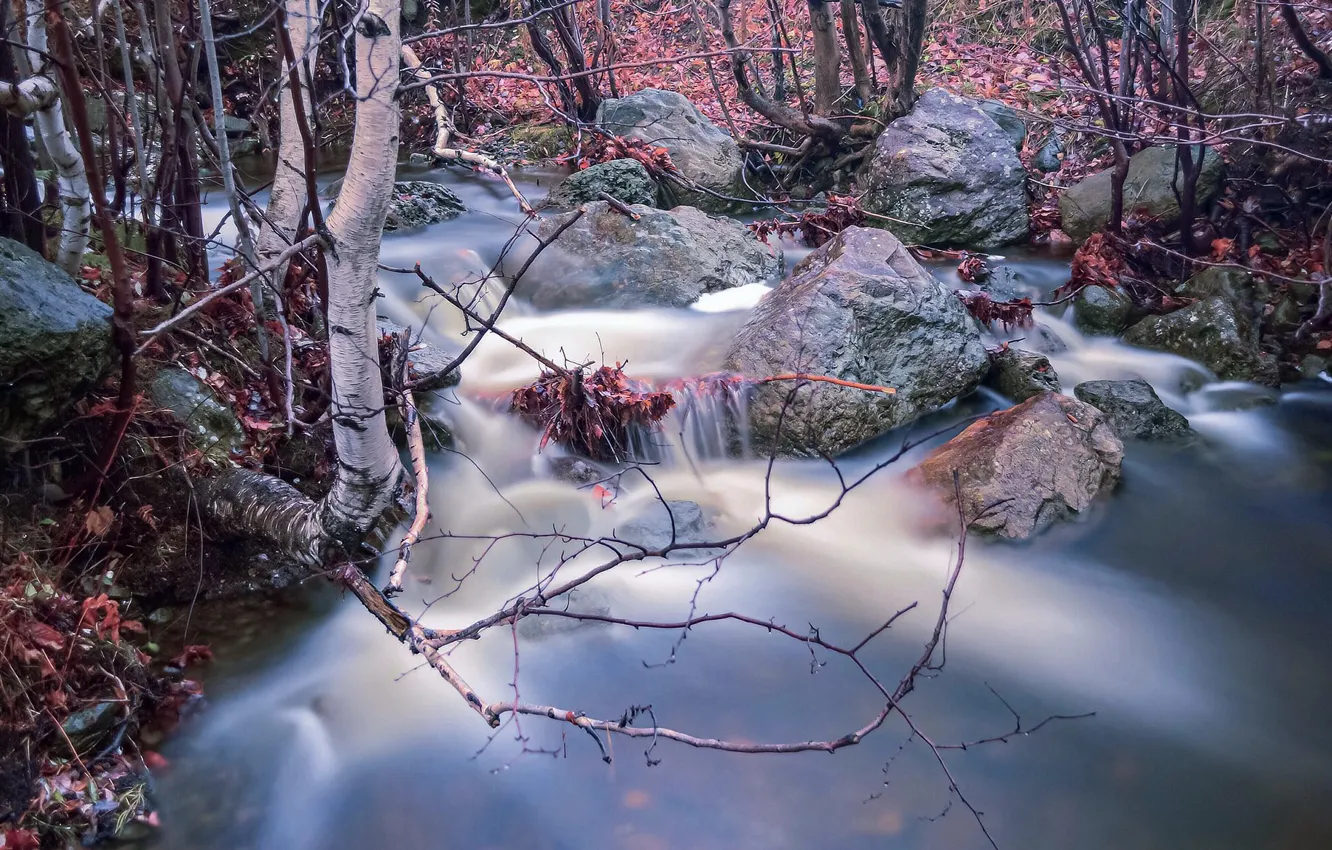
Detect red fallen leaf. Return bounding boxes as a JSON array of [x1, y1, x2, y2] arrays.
[[141, 750, 171, 772], [1317, 339, 1332, 350], [1211, 238, 1233, 259], [170, 644, 214, 668], [81, 594, 124, 645], [80, 266, 102, 281], [1, 827, 42, 850], [21, 620, 65, 651]]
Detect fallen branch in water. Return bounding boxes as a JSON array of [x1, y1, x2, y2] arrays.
[[400, 44, 534, 216]]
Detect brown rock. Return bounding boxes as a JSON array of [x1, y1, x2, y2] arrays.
[[910, 393, 1123, 539]]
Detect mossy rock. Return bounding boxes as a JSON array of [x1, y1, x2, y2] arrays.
[[510, 123, 573, 159]]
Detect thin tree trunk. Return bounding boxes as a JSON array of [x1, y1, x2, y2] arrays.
[[808, 0, 841, 115], [265, 0, 318, 285], [865, 0, 926, 120], [111, 0, 148, 213], [840, 0, 871, 108], [1279, 1, 1332, 79], [718, 0, 844, 140], [43, 0, 136, 414], [22, 0, 91, 274]]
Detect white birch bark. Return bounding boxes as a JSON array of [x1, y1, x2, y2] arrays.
[[21, 0, 91, 274], [319, 0, 405, 541], [259, 0, 318, 287]]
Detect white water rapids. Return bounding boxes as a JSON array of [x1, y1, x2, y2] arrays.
[[158, 165, 1332, 850]]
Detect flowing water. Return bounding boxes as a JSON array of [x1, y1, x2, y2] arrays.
[[163, 164, 1332, 850]]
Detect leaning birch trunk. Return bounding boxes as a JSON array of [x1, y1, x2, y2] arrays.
[[258, 0, 317, 286], [318, 0, 405, 542], [203, 0, 404, 564], [21, 0, 90, 274]]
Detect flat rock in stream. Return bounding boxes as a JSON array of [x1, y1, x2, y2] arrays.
[[910, 392, 1123, 540], [542, 159, 659, 209], [1073, 379, 1194, 441], [520, 201, 781, 309], [724, 226, 989, 457], [984, 348, 1061, 402]]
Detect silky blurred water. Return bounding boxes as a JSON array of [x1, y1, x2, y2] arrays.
[[159, 165, 1332, 850]]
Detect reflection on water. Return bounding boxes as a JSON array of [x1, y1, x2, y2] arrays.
[[160, 169, 1332, 850]]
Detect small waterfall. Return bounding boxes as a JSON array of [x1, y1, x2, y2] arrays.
[[652, 376, 753, 464]]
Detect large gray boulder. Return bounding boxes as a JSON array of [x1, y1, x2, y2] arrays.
[[596, 89, 744, 213], [543, 159, 658, 209], [521, 201, 781, 309], [859, 88, 1029, 249], [724, 227, 989, 457], [910, 392, 1123, 540], [0, 237, 113, 448], [1121, 296, 1277, 386], [1073, 379, 1194, 441], [1059, 145, 1224, 242]]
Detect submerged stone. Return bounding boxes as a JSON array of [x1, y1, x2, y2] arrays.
[[985, 348, 1061, 402], [521, 201, 780, 309], [1121, 297, 1277, 386]]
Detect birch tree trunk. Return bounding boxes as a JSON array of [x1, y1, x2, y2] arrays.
[[259, 0, 317, 286], [17, 0, 91, 274], [205, 0, 405, 563]]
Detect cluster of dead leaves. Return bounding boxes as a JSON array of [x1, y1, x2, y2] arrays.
[[750, 194, 865, 248], [0, 562, 210, 844], [511, 364, 675, 461], [575, 135, 678, 176], [956, 291, 1035, 330]]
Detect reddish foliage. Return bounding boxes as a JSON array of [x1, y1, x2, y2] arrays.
[[956, 292, 1035, 330], [1060, 232, 1127, 299], [576, 135, 677, 176], [750, 195, 865, 248], [169, 645, 214, 669], [957, 254, 990, 283], [511, 364, 675, 460]]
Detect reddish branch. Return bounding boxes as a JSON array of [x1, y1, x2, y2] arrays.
[[758, 373, 896, 394]]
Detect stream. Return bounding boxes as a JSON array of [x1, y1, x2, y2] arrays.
[[163, 163, 1332, 850]]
